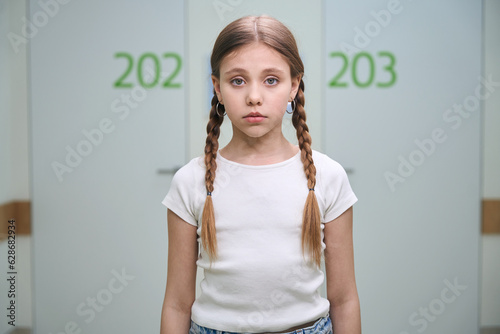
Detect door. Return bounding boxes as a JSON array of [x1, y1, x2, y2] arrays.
[[325, 1, 481, 333], [30, 1, 185, 332]]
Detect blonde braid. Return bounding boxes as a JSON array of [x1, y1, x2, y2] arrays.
[[201, 95, 224, 260], [292, 79, 322, 266]]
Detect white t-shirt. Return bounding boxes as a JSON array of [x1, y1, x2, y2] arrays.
[[162, 149, 357, 333]]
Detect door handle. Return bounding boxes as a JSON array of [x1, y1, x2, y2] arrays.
[[157, 167, 181, 175]]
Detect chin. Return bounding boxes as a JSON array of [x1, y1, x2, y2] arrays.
[[241, 129, 270, 138]]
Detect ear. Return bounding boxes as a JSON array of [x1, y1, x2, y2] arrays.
[[211, 75, 223, 104], [289, 75, 301, 101]]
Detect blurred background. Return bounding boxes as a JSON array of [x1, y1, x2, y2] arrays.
[[0, 0, 499, 333]]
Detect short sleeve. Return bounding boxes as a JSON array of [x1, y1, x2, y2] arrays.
[[318, 153, 358, 223], [161, 161, 200, 227]]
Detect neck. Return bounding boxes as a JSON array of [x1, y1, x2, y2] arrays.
[[220, 126, 298, 165]]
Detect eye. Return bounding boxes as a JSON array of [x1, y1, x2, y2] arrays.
[[265, 78, 278, 85], [231, 78, 245, 86]]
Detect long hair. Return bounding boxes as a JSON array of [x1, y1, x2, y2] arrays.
[[202, 15, 322, 266]]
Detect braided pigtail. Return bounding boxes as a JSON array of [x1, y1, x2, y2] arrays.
[[292, 79, 322, 267], [201, 95, 225, 260]]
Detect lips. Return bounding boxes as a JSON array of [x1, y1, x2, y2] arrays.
[[244, 112, 266, 123], [244, 112, 265, 118]]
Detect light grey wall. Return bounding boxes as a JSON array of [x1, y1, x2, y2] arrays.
[[0, 1, 32, 332], [0, 0, 11, 205], [480, 0, 500, 326], [0, 0, 29, 203]]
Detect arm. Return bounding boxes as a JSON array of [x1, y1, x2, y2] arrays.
[[160, 209, 198, 334], [324, 206, 361, 334]]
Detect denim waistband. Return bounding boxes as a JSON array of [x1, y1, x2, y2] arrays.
[[189, 314, 332, 334]]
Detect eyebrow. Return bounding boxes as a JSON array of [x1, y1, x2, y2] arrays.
[[223, 67, 287, 76]]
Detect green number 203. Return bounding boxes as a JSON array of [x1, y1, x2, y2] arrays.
[[328, 51, 397, 88], [114, 52, 182, 89]]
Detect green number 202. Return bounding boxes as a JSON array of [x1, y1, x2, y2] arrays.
[[114, 52, 182, 89], [328, 51, 396, 88]]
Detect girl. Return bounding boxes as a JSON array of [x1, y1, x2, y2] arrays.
[[160, 15, 361, 334]]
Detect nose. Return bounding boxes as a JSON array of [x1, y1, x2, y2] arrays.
[[246, 83, 262, 106]]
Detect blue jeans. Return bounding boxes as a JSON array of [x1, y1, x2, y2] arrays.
[[189, 314, 332, 334]]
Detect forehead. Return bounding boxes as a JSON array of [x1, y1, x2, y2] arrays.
[[220, 42, 291, 75]]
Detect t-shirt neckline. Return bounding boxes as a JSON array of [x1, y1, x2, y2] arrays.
[[216, 148, 301, 169]]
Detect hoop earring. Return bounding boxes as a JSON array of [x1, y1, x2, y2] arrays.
[[216, 102, 226, 117], [286, 100, 296, 114]]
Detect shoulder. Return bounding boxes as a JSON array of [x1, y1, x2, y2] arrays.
[[311, 150, 358, 221], [311, 149, 352, 191], [178, 155, 205, 174], [171, 155, 205, 185], [311, 150, 347, 176], [163, 156, 206, 226]]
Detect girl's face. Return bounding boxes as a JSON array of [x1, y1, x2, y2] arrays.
[[212, 42, 300, 142]]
